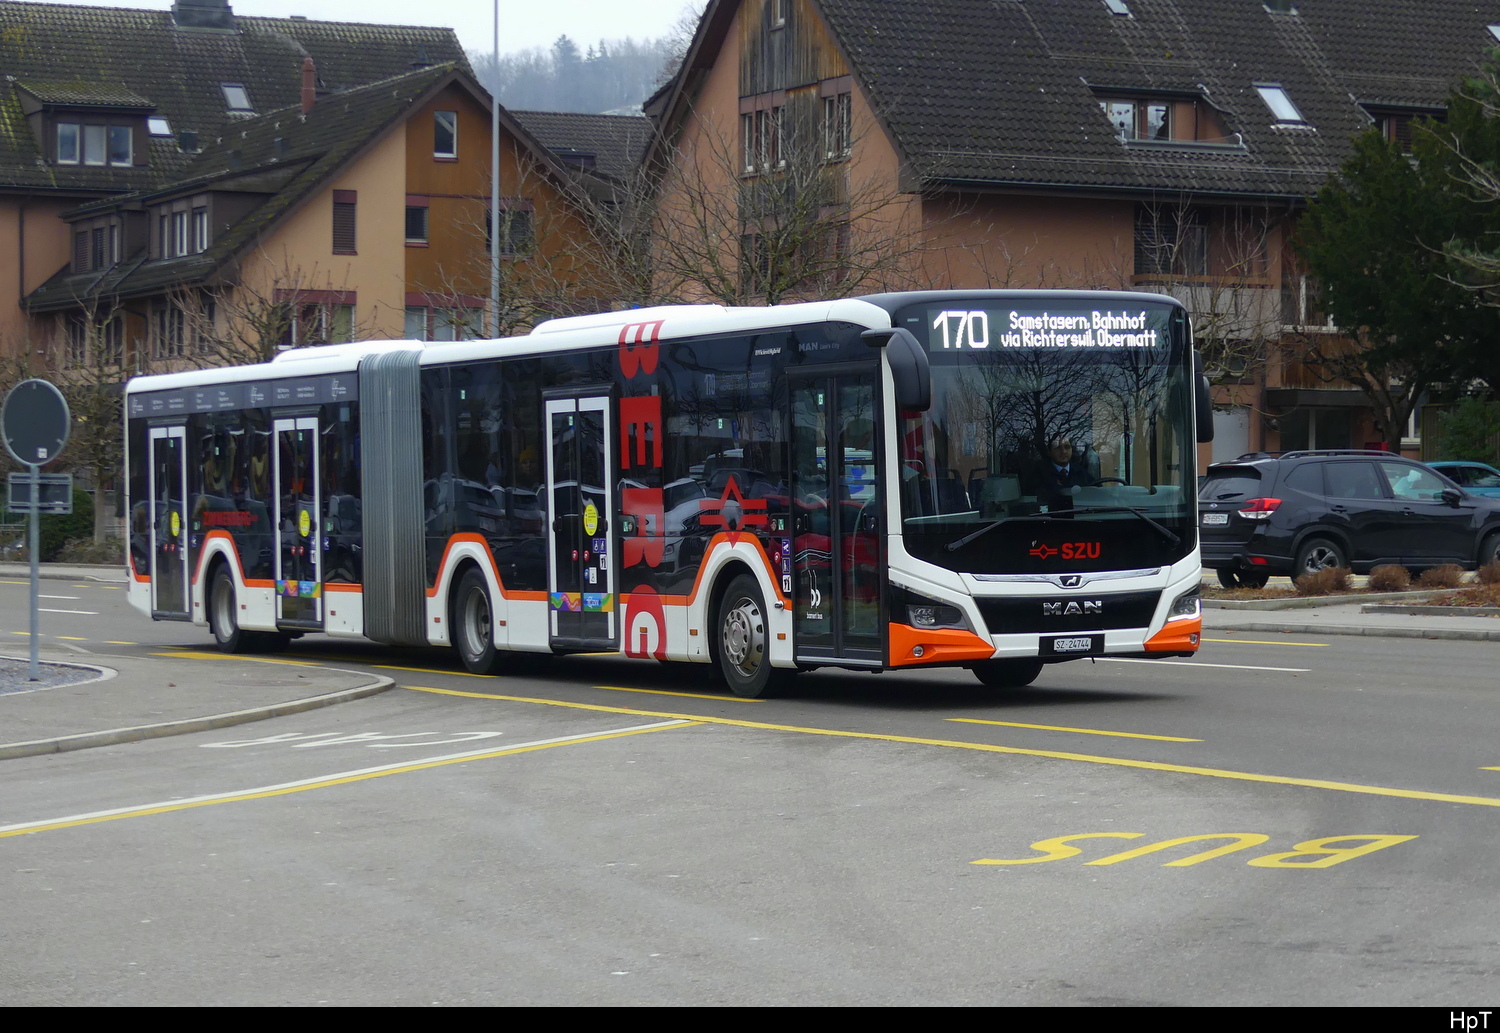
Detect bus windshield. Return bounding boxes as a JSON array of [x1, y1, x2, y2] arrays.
[[893, 299, 1195, 574]]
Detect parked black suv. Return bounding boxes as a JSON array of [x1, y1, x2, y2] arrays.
[[1199, 450, 1500, 588]]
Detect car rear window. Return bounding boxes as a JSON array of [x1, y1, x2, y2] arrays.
[[1200, 467, 1262, 501], [1283, 464, 1322, 494]]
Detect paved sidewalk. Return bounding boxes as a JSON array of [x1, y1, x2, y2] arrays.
[[1205, 600, 1500, 641]]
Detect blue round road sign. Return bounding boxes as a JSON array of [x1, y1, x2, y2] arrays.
[[2, 379, 71, 466]]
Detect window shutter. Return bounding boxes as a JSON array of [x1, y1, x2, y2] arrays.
[[332, 190, 357, 254]]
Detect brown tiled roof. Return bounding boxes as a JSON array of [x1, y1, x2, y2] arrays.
[[0, 1, 470, 195], [509, 110, 653, 185], [667, 0, 1500, 201]]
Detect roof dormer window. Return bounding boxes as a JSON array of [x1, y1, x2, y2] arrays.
[[1255, 83, 1306, 124], [220, 84, 253, 113]]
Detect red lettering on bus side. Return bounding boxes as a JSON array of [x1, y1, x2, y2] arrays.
[[619, 394, 663, 469], [623, 585, 667, 659], [618, 321, 663, 377], [621, 486, 665, 567]]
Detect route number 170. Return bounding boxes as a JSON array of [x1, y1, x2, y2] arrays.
[[932, 310, 990, 349]]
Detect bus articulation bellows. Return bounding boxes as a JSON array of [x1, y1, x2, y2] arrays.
[[125, 290, 1212, 696]]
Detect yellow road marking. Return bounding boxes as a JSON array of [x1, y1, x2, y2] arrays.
[[947, 718, 1199, 742], [152, 650, 322, 667], [594, 684, 760, 703], [0, 580, 28, 586], [103, 641, 136, 646], [1203, 637, 1329, 647], [0, 720, 694, 839], [403, 685, 1500, 809], [56, 636, 86, 641], [373, 662, 503, 678]]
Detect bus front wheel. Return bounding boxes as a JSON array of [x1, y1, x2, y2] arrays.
[[971, 658, 1044, 689], [210, 567, 250, 653], [454, 568, 504, 675], [716, 574, 790, 699]]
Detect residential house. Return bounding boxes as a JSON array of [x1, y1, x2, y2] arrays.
[[647, 0, 1500, 461], [0, 0, 476, 361]]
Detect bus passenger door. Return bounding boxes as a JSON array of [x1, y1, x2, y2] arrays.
[[148, 425, 190, 618], [790, 372, 883, 665], [544, 395, 617, 650], [273, 416, 322, 625]]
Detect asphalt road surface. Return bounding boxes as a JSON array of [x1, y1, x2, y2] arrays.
[[1, 579, 1497, 1005]]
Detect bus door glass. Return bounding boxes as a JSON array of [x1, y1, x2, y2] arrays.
[[544, 395, 617, 647], [148, 425, 189, 617], [790, 372, 882, 661], [273, 416, 322, 624]]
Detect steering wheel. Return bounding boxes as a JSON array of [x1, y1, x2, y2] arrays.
[[1095, 477, 1128, 485]]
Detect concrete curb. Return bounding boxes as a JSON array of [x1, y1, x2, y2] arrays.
[[0, 673, 395, 761], [1361, 605, 1500, 617], [1205, 589, 1448, 611], [1211, 622, 1500, 643]]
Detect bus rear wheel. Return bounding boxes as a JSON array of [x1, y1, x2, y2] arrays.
[[716, 574, 790, 698], [971, 658, 1044, 689], [454, 568, 503, 675]]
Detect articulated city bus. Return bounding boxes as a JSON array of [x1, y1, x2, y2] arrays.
[[125, 290, 1213, 696]]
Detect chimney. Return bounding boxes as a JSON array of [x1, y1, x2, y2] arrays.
[[171, 0, 235, 31], [301, 56, 316, 114]]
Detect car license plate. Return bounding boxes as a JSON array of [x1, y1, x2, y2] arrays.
[[1043, 635, 1101, 655], [1202, 512, 1229, 526]]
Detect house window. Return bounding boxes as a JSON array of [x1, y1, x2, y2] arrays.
[[405, 304, 483, 342], [83, 125, 106, 165], [770, 0, 786, 28], [332, 190, 357, 254], [405, 197, 429, 245], [73, 231, 88, 272], [1255, 83, 1305, 124], [221, 84, 253, 113], [823, 92, 852, 159], [280, 302, 355, 348], [487, 200, 534, 257], [57, 123, 79, 164], [154, 302, 186, 359], [172, 211, 189, 257], [1134, 206, 1208, 277], [108, 125, 132, 166], [91, 227, 109, 270], [192, 208, 209, 253], [742, 106, 782, 173], [1101, 99, 1170, 141], [434, 111, 457, 158], [148, 117, 171, 137]]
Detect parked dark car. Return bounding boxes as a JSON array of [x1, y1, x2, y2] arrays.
[[1199, 450, 1500, 588], [1428, 460, 1500, 499]]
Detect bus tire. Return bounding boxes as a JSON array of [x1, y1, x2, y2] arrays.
[[453, 567, 503, 675], [971, 658, 1044, 689], [209, 566, 251, 653], [716, 574, 788, 698]]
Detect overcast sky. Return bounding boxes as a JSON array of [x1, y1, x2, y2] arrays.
[[38, 0, 698, 55]]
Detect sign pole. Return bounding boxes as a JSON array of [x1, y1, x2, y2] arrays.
[[27, 464, 39, 680]]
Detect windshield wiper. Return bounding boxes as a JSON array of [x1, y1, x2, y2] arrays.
[[1069, 505, 1181, 547], [945, 513, 1065, 551]]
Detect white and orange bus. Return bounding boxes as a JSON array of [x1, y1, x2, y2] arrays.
[[125, 290, 1212, 696]]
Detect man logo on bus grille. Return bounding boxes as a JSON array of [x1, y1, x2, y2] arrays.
[[1043, 600, 1101, 616]]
